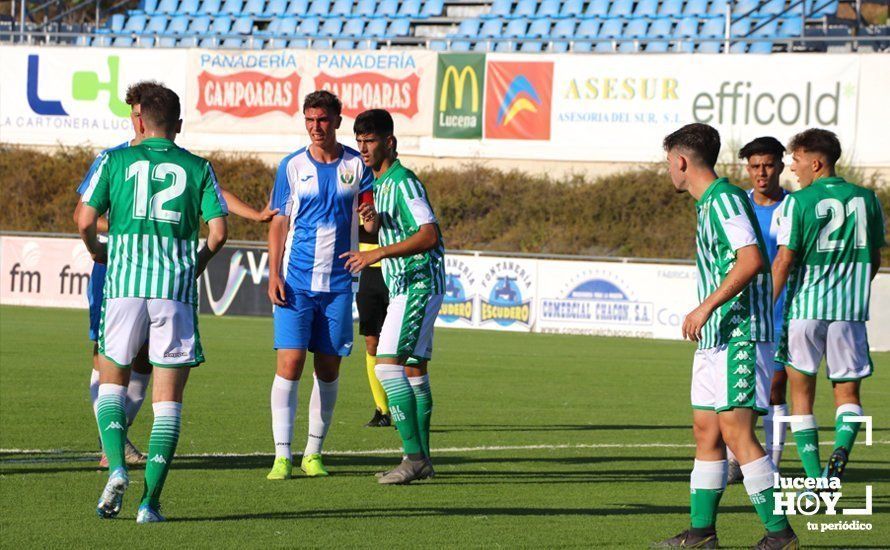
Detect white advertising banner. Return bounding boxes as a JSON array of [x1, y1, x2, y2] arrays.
[[0, 47, 188, 147], [0, 236, 92, 309]]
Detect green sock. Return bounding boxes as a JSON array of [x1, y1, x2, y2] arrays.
[[743, 456, 791, 533], [409, 376, 433, 458], [140, 402, 182, 508], [835, 410, 862, 454], [378, 370, 422, 456], [690, 488, 723, 529], [95, 387, 128, 471], [749, 487, 790, 532], [792, 421, 822, 478]]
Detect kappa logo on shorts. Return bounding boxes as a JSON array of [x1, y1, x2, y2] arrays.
[[105, 421, 125, 431], [731, 302, 743, 311], [149, 455, 167, 464], [733, 379, 750, 389], [730, 315, 743, 324], [734, 349, 751, 360], [734, 365, 753, 375], [734, 392, 750, 403], [731, 327, 745, 338], [164, 351, 188, 358]]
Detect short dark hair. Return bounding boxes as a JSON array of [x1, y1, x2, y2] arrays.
[[125, 80, 163, 106], [139, 86, 181, 132], [353, 109, 394, 138], [662, 123, 721, 168], [788, 128, 842, 167], [739, 137, 785, 161], [303, 90, 342, 117]]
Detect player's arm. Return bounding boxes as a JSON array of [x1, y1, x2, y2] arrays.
[[357, 190, 378, 233], [683, 245, 764, 341], [74, 152, 110, 232], [771, 195, 801, 298], [772, 246, 796, 302], [869, 193, 886, 280], [73, 201, 109, 233], [267, 216, 288, 305], [196, 217, 227, 276], [220, 187, 279, 223], [77, 154, 112, 263], [78, 204, 107, 264], [342, 223, 439, 274]]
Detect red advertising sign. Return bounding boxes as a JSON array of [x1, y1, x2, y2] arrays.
[[196, 71, 301, 117], [484, 61, 553, 140], [314, 72, 420, 119]]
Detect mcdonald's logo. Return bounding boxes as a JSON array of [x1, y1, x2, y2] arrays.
[[434, 53, 485, 139]]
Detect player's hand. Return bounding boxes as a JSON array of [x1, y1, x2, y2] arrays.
[[682, 303, 713, 342], [268, 275, 287, 306], [340, 249, 382, 274], [254, 205, 280, 223], [91, 242, 108, 265], [357, 202, 377, 225]]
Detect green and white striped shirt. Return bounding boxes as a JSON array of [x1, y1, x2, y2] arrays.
[[695, 178, 774, 349], [83, 138, 228, 305], [777, 176, 886, 321], [373, 160, 446, 296]]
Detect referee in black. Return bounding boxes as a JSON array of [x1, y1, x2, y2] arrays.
[[357, 223, 391, 427]]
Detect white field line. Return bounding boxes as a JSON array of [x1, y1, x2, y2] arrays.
[[2, 440, 888, 465]]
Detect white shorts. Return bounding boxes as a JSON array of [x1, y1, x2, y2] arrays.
[[785, 319, 872, 381], [99, 297, 203, 368], [378, 293, 444, 366], [691, 341, 772, 414]]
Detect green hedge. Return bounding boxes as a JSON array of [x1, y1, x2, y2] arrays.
[[1, 145, 887, 263]]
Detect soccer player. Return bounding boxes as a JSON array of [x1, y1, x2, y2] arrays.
[[656, 124, 797, 550], [344, 109, 446, 485], [726, 137, 790, 484], [78, 85, 228, 523], [773, 129, 885, 482], [74, 82, 277, 467], [357, 223, 392, 427], [265, 90, 374, 480]]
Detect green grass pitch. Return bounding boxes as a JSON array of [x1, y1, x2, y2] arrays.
[[1, 305, 887, 548]]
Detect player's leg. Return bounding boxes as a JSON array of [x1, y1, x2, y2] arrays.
[[95, 297, 149, 519], [357, 273, 390, 426], [363, 335, 391, 426], [764, 364, 788, 470], [404, 294, 442, 461], [824, 321, 872, 480], [86, 263, 105, 465], [786, 319, 826, 479], [122, 345, 151, 464], [267, 291, 312, 479]]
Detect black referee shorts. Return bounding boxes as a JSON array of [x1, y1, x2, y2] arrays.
[[357, 267, 389, 337]]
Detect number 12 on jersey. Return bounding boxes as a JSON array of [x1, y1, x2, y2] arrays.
[[127, 160, 186, 224]]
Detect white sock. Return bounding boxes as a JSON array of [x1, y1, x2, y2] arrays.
[[726, 446, 737, 463], [126, 370, 151, 426], [741, 454, 777, 496], [270, 375, 299, 460], [764, 404, 788, 468], [89, 369, 101, 416], [304, 375, 339, 456], [690, 459, 727, 490]]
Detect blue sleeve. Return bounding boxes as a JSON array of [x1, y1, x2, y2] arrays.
[[76, 153, 105, 195], [270, 157, 292, 216], [359, 164, 373, 194]]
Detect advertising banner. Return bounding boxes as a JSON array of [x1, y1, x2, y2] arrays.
[[484, 59, 554, 140], [0, 47, 187, 147], [199, 245, 272, 317], [433, 53, 486, 139], [0, 236, 93, 309]]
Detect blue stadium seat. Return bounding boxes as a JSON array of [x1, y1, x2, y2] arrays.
[[174, 0, 199, 14], [269, 17, 296, 46], [647, 17, 672, 36], [696, 40, 722, 52], [330, 0, 352, 16], [810, 0, 838, 17], [334, 38, 355, 48], [559, 0, 583, 18], [675, 17, 698, 37], [353, 0, 374, 16], [751, 18, 778, 36], [113, 36, 134, 46], [572, 40, 593, 52], [495, 41, 516, 51], [263, 0, 287, 16], [376, 0, 397, 17], [748, 40, 773, 53], [449, 39, 471, 50], [356, 39, 378, 48], [633, 0, 658, 18], [537, 0, 560, 18], [233, 15, 254, 33], [365, 18, 387, 35], [299, 16, 320, 34], [141, 0, 160, 12], [576, 18, 599, 37], [156, 0, 178, 15], [197, 0, 221, 14], [168, 14, 189, 33], [521, 40, 543, 51], [733, 0, 758, 16], [223, 37, 244, 47], [707, 0, 729, 17], [210, 15, 233, 33], [730, 18, 750, 36], [420, 0, 444, 17], [94, 31, 114, 46], [527, 18, 551, 37], [479, 18, 503, 37], [455, 18, 480, 36], [137, 36, 156, 47], [778, 17, 802, 36], [608, 0, 633, 18], [189, 14, 212, 32], [484, 0, 511, 19], [108, 13, 126, 31], [623, 18, 648, 37], [429, 39, 447, 50], [503, 18, 528, 37], [319, 17, 342, 35], [584, 0, 609, 18], [287, 0, 309, 14], [219, 0, 243, 14], [123, 14, 148, 32], [289, 37, 309, 47], [308, 0, 330, 15], [514, 0, 537, 19], [759, 0, 785, 16], [598, 18, 623, 38], [312, 38, 333, 48], [552, 18, 575, 37], [683, 0, 708, 17], [658, 0, 683, 18], [343, 18, 365, 35], [398, 0, 422, 17], [145, 14, 168, 33], [700, 17, 723, 36], [243, 0, 265, 14], [645, 40, 670, 52], [198, 36, 218, 47], [388, 18, 410, 36]]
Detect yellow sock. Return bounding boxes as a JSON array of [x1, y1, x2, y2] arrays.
[[366, 353, 389, 414]]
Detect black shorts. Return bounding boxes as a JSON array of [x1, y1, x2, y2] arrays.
[[357, 267, 389, 337]]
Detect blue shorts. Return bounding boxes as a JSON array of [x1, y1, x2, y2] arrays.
[[87, 262, 107, 341], [273, 289, 354, 356]]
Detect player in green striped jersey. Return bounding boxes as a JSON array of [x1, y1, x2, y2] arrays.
[[344, 109, 445, 485], [655, 124, 797, 550], [79, 86, 228, 523], [772, 129, 886, 484]]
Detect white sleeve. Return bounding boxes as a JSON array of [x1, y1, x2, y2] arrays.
[[406, 197, 437, 226], [776, 196, 795, 246], [721, 213, 758, 251]]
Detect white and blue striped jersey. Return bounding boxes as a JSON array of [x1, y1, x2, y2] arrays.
[[270, 145, 373, 293], [76, 142, 130, 195], [747, 188, 787, 340]]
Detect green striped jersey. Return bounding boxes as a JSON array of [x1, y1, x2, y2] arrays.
[[777, 176, 886, 321], [373, 160, 446, 296], [695, 178, 774, 349], [82, 137, 228, 304]]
